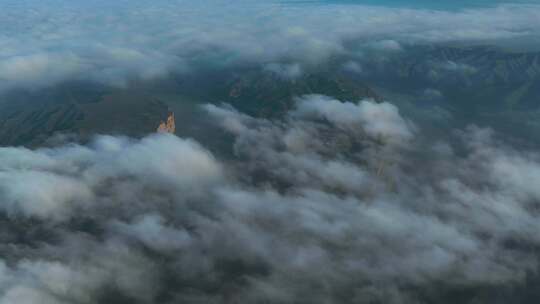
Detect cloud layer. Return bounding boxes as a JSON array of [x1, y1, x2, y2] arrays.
[[1, 95, 540, 302], [1, 0, 540, 92]]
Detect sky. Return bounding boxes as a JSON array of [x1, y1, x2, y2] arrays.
[[304, 0, 540, 9]]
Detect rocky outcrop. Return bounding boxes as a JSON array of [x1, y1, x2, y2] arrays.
[[157, 112, 175, 133]]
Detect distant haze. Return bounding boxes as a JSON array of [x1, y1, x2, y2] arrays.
[[292, 0, 540, 10]]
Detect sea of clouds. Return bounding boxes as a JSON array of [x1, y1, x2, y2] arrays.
[[1, 0, 540, 92], [2, 1, 540, 302], [1, 95, 540, 303]]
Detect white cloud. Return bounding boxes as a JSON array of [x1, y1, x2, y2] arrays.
[[0, 133, 221, 220], [0, 1, 539, 92], [292, 95, 415, 144], [0, 171, 93, 220]]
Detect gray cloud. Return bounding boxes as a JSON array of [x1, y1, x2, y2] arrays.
[[1, 95, 540, 302], [342, 60, 364, 74], [263, 63, 303, 80]]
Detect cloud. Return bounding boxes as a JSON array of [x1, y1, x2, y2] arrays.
[[342, 60, 363, 74], [425, 60, 479, 82], [1, 0, 540, 301], [0, 133, 222, 220], [263, 63, 303, 80], [201, 97, 540, 300], [0, 170, 93, 220], [109, 214, 193, 253], [0, 241, 158, 304], [439, 61, 478, 74], [2, 94, 540, 302], [423, 88, 444, 99], [0, 53, 83, 89], [364, 40, 403, 52], [291, 95, 415, 144], [0, 1, 539, 92]]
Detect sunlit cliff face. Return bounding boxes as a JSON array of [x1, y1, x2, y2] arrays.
[[157, 113, 176, 134]]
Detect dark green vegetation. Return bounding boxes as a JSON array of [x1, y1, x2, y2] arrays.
[[0, 83, 169, 146], [0, 67, 380, 147], [360, 45, 540, 112], [213, 69, 380, 116], [1, 44, 539, 147]]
